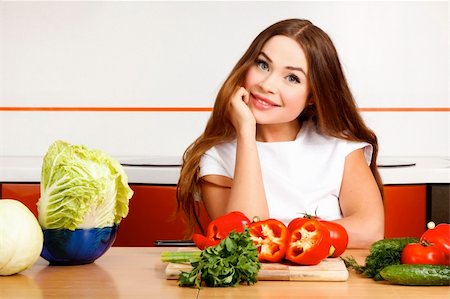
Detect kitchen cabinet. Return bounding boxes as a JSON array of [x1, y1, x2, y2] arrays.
[[0, 183, 431, 243], [113, 184, 211, 246], [0, 183, 211, 247], [383, 185, 427, 238], [427, 184, 450, 225], [1, 183, 40, 217]]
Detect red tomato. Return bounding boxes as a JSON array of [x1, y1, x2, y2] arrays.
[[288, 216, 348, 258], [420, 223, 450, 265], [286, 219, 332, 265], [401, 242, 447, 265], [248, 219, 288, 263]]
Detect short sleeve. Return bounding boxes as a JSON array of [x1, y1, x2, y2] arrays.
[[343, 141, 373, 165], [199, 147, 232, 178]]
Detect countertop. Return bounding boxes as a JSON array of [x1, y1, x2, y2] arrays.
[[0, 156, 449, 185], [1, 247, 448, 299]]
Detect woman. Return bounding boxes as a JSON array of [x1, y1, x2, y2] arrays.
[[177, 19, 384, 248]]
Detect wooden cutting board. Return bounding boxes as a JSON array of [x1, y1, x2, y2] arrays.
[[165, 257, 349, 281]]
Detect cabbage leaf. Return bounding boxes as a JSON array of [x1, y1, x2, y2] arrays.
[[38, 140, 133, 230]]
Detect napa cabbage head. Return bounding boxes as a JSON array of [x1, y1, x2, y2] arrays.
[[38, 140, 133, 230]]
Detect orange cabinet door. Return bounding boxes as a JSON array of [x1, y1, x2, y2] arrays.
[[383, 185, 426, 238], [0, 183, 211, 246], [0, 183, 428, 243], [1, 183, 40, 218], [113, 185, 211, 247]]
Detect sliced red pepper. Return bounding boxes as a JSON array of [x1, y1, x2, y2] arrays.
[[191, 233, 220, 250], [286, 219, 332, 265], [192, 211, 250, 250], [321, 221, 348, 258], [206, 211, 250, 240], [288, 215, 348, 258], [248, 219, 288, 263], [420, 223, 450, 265]]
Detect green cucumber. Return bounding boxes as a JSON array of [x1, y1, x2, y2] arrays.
[[380, 264, 450, 286]]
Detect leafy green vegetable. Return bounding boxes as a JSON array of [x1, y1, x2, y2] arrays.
[[342, 237, 418, 281], [178, 228, 261, 288], [38, 140, 134, 230]]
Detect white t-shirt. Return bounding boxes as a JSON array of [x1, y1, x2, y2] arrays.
[[199, 121, 373, 225]]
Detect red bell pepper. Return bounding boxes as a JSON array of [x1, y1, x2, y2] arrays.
[[288, 215, 348, 258], [320, 221, 348, 258], [285, 219, 332, 265], [248, 219, 288, 262], [191, 233, 220, 250], [192, 211, 250, 250], [420, 223, 450, 265]]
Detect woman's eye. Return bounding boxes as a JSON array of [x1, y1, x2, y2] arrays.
[[256, 59, 269, 71], [287, 74, 300, 84]]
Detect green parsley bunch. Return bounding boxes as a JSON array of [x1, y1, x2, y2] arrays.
[[178, 228, 261, 288]]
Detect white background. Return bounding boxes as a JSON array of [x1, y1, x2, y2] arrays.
[[0, 1, 448, 158]]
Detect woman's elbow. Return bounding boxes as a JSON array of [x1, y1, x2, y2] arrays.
[[350, 222, 384, 248]]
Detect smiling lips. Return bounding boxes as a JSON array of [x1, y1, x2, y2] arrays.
[[251, 93, 281, 110]]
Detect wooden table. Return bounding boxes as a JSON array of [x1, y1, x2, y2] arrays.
[[0, 247, 448, 298]]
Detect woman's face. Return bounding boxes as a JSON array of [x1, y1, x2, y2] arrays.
[[243, 35, 310, 126]]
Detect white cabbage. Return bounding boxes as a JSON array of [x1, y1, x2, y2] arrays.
[[38, 140, 133, 230], [0, 199, 43, 275]]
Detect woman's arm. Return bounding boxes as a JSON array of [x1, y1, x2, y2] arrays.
[[201, 87, 269, 220], [334, 148, 384, 248], [201, 134, 269, 220]]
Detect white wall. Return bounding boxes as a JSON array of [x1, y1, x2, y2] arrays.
[[0, 1, 448, 158]]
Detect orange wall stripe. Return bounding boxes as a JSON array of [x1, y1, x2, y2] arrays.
[[359, 107, 450, 112], [0, 107, 213, 112], [0, 107, 449, 112]]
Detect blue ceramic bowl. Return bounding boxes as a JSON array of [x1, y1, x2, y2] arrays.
[[41, 225, 118, 265]]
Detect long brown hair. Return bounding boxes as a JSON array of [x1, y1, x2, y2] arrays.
[[177, 19, 383, 234]]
